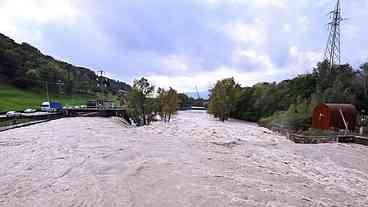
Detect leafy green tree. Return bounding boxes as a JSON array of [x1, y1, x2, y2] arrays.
[[208, 78, 241, 121], [127, 77, 155, 126], [360, 63, 368, 96], [323, 64, 355, 103], [177, 93, 193, 109], [158, 87, 178, 122]]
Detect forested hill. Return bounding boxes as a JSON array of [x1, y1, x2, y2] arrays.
[[0, 33, 131, 95]]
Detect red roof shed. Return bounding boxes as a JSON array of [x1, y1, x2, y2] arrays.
[[312, 103, 358, 131]]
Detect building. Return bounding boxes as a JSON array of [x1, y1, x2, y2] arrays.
[[312, 103, 358, 131], [87, 100, 115, 109]]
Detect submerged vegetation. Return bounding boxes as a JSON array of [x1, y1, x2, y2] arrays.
[[127, 78, 157, 126], [158, 87, 178, 122], [127, 77, 181, 126]]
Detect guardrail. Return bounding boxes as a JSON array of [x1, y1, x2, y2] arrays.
[[0, 112, 64, 131], [0, 120, 51, 132]]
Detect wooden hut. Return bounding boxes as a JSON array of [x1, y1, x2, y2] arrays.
[[312, 103, 358, 131]]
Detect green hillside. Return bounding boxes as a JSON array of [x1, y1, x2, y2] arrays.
[[0, 33, 131, 112], [0, 32, 131, 93], [0, 32, 131, 111]]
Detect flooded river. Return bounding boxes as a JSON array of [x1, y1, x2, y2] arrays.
[[1, 111, 368, 206]]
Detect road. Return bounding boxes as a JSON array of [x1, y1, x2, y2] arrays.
[[1, 111, 368, 206]]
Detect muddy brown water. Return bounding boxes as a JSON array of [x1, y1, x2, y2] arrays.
[[1, 111, 368, 206]]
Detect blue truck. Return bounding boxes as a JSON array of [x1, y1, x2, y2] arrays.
[[41, 101, 62, 112]]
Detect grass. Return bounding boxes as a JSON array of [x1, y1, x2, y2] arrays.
[[0, 84, 95, 112]]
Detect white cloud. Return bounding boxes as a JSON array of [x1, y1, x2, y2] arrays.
[[206, 0, 288, 9], [287, 46, 322, 75], [0, 0, 80, 42], [283, 24, 291, 32], [253, 0, 288, 8], [298, 16, 311, 32], [2, 0, 367, 91], [0, 0, 79, 23], [232, 49, 278, 75], [147, 46, 322, 92], [158, 55, 190, 73], [223, 20, 267, 45], [148, 45, 323, 92], [147, 65, 284, 93]]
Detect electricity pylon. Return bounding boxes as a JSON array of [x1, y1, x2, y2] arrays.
[[195, 86, 201, 100], [324, 0, 344, 70]]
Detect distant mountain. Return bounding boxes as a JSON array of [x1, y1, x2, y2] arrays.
[[0, 33, 131, 95], [185, 90, 209, 99]]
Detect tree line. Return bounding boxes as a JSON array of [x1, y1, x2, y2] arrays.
[[208, 60, 368, 130]]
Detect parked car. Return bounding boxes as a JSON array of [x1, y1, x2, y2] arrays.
[[62, 105, 73, 110], [6, 111, 20, 117], [24, 108, 37, 113], [41, 102, 50, 112]]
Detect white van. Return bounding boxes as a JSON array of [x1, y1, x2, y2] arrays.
[[41, 102, 50, 112]]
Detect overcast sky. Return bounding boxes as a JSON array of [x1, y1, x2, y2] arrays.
[[1, 0, 367, 92]]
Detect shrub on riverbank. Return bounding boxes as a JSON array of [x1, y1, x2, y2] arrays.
[[258, 111, 311, 131]]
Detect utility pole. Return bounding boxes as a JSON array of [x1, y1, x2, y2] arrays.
[[97, 70, 105, 107], [56, 80, 64, 95], [45, 81, 50, 103], [324, 0, 344, 71]]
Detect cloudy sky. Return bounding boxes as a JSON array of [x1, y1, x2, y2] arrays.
[[1, 0, 367, 92]]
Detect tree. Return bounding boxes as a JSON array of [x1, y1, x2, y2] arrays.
[[127, 77, 155, 126], [208, 78, 241, 121], [158, 87, 178, 122], [360, 63, 368, 96], [177, 93, 194, 109]]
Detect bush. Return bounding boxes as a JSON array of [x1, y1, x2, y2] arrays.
[[258, 111, 311, 131], [258, 113, 278, 128], [240, 112, 261, 122]]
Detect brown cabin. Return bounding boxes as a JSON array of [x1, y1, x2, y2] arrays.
[[312, 103, 358, 131]]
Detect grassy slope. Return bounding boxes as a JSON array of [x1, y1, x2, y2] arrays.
[[0, 84, 95, 112]]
